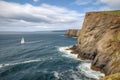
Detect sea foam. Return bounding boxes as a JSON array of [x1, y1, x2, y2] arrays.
[[77, 62, 105, 79], [58, 46, 78, 59], [0, 59, 42, 69], [26, 40, 43, 44], [58, 46, 105, 79], [53, 71, 60, 79]]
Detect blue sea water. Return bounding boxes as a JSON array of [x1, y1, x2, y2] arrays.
[[0, 32, 104, 80]]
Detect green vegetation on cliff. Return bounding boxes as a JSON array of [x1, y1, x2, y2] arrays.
[[102, 10, 120, 16], [113, 32, 120, 43], [100, 73, 120, 80]]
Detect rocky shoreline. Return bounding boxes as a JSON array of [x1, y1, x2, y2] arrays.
[[65, 11, 120, 80], [68, 45, 105, 73]]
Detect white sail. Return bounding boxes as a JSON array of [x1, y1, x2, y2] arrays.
[[21, 37, 25, 44]]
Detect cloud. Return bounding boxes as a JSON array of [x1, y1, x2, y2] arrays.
[[73, 0, 92, 5], [0, 1, 84, 31], [73, 0, 120, 9], [73, 0, 120, 14], [100, 0, 120, 8], [73, 0, 100, 5], [33, 0, 39, 2]]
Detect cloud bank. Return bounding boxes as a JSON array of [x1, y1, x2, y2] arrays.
[[0, 1, 84, 31]]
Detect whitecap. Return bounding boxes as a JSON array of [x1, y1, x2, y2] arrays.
[[50, 57, 53, 60], [26, 40, 43, 44], [77, 62, 105, 79], [71, 74, 82, 80], [58, 46, 79, 60], [0, 59, 42, 69], [58, 46, 105, 79], [53, 71, 59, 79], [72, 37, 77, 38], [60, 35, 64, 36], [0, 64, 4, 68]]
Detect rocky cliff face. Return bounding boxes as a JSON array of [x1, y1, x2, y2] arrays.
[[65, 29, 80, 37], [69, 12, 120, 79]]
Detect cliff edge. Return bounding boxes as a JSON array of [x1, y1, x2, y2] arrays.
[[69, 10, 120, 80]]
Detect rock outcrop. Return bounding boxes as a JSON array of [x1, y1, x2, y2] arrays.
[[65, 29, 80, 37], [68, 11, 120, 79]]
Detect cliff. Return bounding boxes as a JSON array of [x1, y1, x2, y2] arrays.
[[65, 29, 80, 37], [69, 10, 120, 79]]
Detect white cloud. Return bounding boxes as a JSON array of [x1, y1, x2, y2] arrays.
[[33, 0, 39, 2], [100, 0, 120, 8], [73, 0, 120, 15], [83, 5, 114, 12], [73, 0, 92, 5], [0, 1, 84, 31], [73, 0, 101, 5], [73, 0, 120, 9]]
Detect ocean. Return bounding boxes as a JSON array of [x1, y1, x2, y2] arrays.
[[0, 32, 104, 80]]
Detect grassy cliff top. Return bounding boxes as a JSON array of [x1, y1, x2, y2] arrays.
[[88, 10, 120, 16], [100, 73, 120, 80], [101, 10, 120, 16]]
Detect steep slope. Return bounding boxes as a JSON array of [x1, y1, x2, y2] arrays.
[[68, 10, 120, 79], [78, 12, 120, 75]]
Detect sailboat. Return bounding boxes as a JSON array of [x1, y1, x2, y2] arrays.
[[21, 37, 25, 44]]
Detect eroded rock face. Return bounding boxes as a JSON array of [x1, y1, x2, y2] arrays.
[[65, 29, 80, 37], [76, 12, 120, 75]]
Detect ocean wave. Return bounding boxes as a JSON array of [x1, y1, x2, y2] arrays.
[[53, 71, 60, 79], [58, 46, 79, 60], [72, 37, 77, 38], [71, 74, 82, 80], [60, 35, 65, 36], [26, 40, 43, 44], [0, 59, 42, 69], [77, 62, 105, 79], [58, 46, 105, 79], [58, 69, 83, 80]]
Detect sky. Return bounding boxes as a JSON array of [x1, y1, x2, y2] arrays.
[[0, 0, 120, 31]]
